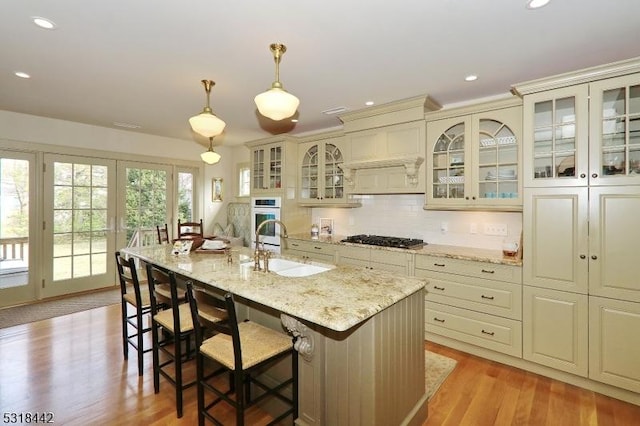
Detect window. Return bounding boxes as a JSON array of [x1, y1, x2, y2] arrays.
[[238, 164, 250, 197]]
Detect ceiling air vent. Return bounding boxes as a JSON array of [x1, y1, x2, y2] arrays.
[[321, 106, 348, 115]]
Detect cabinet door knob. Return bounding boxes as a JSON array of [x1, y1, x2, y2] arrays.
[[472, 196, 476, 200], [580, 173, 586, 178], [592, 173, 598, 178], [465, 196, 469, 200], [591, 255, 598, 260], [579, 254, 586, 259]]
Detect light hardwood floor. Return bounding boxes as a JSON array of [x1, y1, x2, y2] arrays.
[[1, 303, 639, 425]]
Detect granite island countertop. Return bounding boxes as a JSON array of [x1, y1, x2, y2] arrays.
[[121, 245, 426, 333], [286, 233, 522, 266]]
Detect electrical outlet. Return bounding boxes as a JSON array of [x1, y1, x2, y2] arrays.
[[484, 223, 508, 236], [470, 223, 477, 234]]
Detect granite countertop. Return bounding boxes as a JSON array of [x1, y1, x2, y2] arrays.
[[121, 245, 426, 333], [287, 233, 522, 266]]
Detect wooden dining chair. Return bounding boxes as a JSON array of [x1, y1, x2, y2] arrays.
[[156, 223, 170, 244], [146, 263, 195, 418], [185, 283, 298, 426], [115, 251, 152, 376], [177, 218, 204, 239]]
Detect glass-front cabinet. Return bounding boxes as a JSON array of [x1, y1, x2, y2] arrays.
[[589, 73, 640, 185], [426, 103, 522, 210], [523, 72, 640, 187], [298, 134, 356, 206], [251, 142, 283, 193]]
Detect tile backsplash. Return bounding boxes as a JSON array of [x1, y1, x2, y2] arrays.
[[311, 194, 522, 250]]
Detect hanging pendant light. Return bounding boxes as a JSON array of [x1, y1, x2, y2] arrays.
[[254, 43, 300, 121], [189, 80, 226, 137], [201, 137, 221, 164]]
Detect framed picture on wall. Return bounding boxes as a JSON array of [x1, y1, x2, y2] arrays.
[[320, 218, 334, 235], [212, 177, 223, 202]]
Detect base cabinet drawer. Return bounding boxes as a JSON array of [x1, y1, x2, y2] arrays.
[[416, 269, 521, 320], [426, 301, 522, 357], [415, 255, 521, 284], [589, 296, 640, 393], [284, 240, 336, 263]]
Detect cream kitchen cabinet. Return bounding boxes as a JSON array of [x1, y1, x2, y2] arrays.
[[415, 254, 523, 357], [523, 286, 588, 377], [589, 296, 640, 393], [518, 68, 640, 188], [336, 245, 412, 275], [588, 186, 640, 303], [523, 187, 589, 294], [425, 99, 523, 211], [297, 132, 360, 207], [282, 238, 336, 264], [246, 136, 298, 195]]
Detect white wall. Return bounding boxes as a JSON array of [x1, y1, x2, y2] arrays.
[[311, 194, 522, 250]]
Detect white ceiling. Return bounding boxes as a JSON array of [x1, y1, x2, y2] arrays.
[[2, 1, 640, 150]]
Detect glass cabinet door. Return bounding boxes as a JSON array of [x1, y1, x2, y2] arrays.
[[323, 143, 344, 200], [523, 84, 589, 187], [477, 119, 518, 200], [432, 122, 466, 200], [590, 74, 640, 185], [301, 144, 319, 200], [269, 145, 282, 189], [252, 148, 265, 190]]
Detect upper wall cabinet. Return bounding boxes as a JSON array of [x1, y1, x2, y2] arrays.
[[424, 98, 523, 211], [337, 95, 441, 195], [514, 58, 640, 188], [297, 131, 361, 207], [246, 135, 298, 197]]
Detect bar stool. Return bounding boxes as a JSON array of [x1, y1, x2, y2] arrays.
[[186, 283, 298, 426], [146, 263, 195, 418], [115, 251, 152, 376]]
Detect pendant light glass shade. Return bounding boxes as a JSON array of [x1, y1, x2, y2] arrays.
[[254, 43, 299, 121], [201, 137, 221, 164], [189, 80, 226, 137]]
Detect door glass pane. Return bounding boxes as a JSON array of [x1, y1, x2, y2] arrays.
[[0, 158, 30, 290], [478, 119, 518, 199], [601, 85, 640, 176], [324, 144, 344, 200], [52, 162, 109, 281], [178, 172, 194, 223], [432, 122, 465, 199], [125, 168, 168, 244]]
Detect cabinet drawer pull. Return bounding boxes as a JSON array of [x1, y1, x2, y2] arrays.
[[481, 329, 495, 336], [433, 285, 446, 291], [314, 246, 322, 250], [291, 243, 299, 247], [433, 317, 445, 323], [481, 295, 495, 300], [434, 263, 446, 267], [481, 269, 495, 274]]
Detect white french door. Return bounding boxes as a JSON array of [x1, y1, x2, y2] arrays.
[[116, 161, 173, 251], [42, 154, 117, 298], [0, 150, 37, 307]]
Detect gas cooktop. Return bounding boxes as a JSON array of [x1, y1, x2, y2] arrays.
[[341, 234, 425, 250]]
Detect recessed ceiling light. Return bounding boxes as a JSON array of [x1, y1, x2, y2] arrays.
[[15, 71, 31, 79], [113, 122, 141, 129], [365, 101, 374, 106], [32, 16, 57, 30], [465, 75, 478, 82], [526, 0, 551, 9], [291, 119, 299, 123]]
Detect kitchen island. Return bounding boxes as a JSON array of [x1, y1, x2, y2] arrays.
[[122, 245, 428, 426]]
